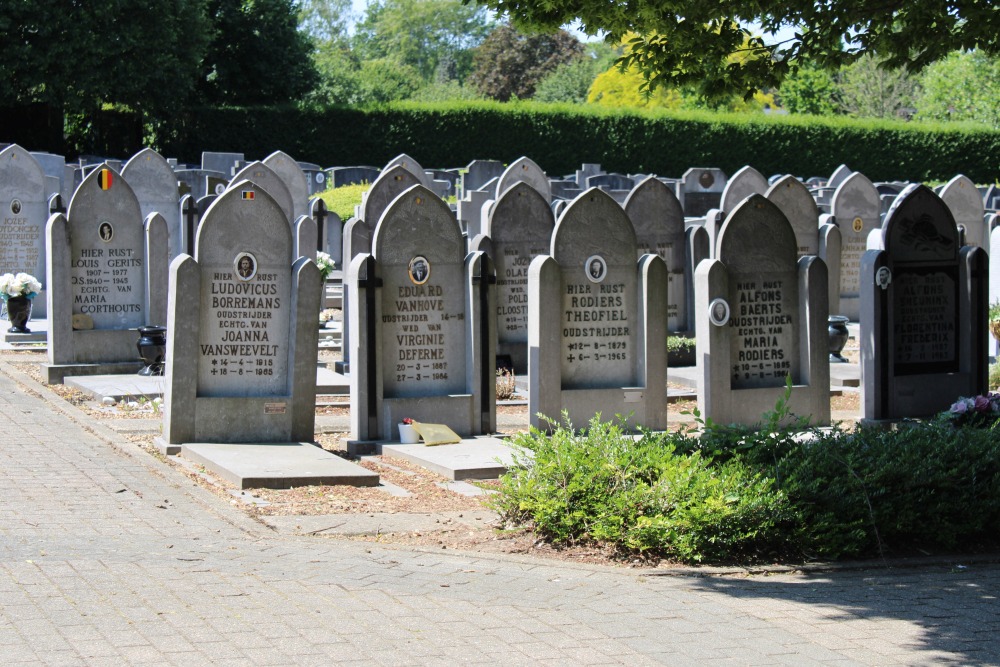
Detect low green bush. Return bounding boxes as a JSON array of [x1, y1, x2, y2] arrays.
[[493, 395, 1000, 564], [314, 183, 367, 221]]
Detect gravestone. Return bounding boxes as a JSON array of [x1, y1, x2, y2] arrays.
[[361, 166, 423, 228], [312, 198, 342, 267], [263, 150, 310, 221], [0, 145, 49, 319], [983, 184, 998, 211], [384, 154, 433, 189], [460, 160, 504, 197], [939, 174, 987, 252], [587, 173, 634, 191], [228, 162, 294, 224], [623, 175, 694, 332], [828, 164, 852, 190], [529, 188, 668, 432], [681, 167, 726, 217], [30, 152, 69, 201], [348, 184, 495, 448], [161, 180, 321, 445], [695, 194, 830, 426], [179, 194, 199, 256], [830, 172, 881, 320], [860, 184, 987, 420], [121, 148, 182, 260], [330, 166, 381, 188], [471, 181, 555, 373], [175, 168, 227, 200], [719, 166, 769, 214], [297, 161, 326, 196], [496, 157, 551, 203], [201, 152, 244, 177], [45, 164, 168, 383]]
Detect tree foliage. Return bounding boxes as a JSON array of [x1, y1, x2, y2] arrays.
[[198, 0, 318, 106], [916, 50, 1000, 129], [775, 64, 838, 115], [0, 1, 210, 119], [475, 0, 1000, 99], [534, 42, 616, 104], [835, 54, 917, 120], [353, 0, 493, 82], [468, 24, 585, 101]]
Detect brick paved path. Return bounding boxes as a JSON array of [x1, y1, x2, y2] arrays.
[[1, 360, 999, 665]]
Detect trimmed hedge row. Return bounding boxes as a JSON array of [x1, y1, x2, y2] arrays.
[[159, 101, 1000, 184]]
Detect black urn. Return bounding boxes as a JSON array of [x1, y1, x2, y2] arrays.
[[136, 325, 167, 376], [828, 315, 850, 362], [5, 296, 32, 333]]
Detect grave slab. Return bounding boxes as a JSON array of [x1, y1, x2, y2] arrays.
[[169, 441, 379, 489], [380, 436, 519, 481]]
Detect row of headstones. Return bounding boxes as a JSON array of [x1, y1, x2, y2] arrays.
[[343, 174, 988, 446]]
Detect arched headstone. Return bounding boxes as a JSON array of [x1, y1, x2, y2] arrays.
[[122, 148, 182, 260]]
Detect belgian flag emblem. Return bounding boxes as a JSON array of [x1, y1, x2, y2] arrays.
[[241, 190, 255, 200], [97, 169, 114, 190]]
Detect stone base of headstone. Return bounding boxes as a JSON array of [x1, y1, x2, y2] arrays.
[[346, 439, 377, 456], [152, 439, 379, 488], [44, 361, 145, 385], [4, 330, 47, 344], [65, 374, 164, 402]]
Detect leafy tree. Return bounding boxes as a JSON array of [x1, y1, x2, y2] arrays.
[[474, 0, 1000, 99], [353, 0, 493, 82], [468, 24, 584, 101], [534, 41, 616, 103], [836, 54, 917, 119], [775, 63, 839, 115], [916, 50, 1000, 129], [299, 0, 354, 47], [198, 0, 318, 106], [0, 1, 210, 120]]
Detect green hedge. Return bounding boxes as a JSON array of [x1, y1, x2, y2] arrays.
[[159, 101, 1000, 184]]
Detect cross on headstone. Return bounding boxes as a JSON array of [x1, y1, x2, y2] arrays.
[[312, 198, 328, 252], [181, 194, 199, 256]]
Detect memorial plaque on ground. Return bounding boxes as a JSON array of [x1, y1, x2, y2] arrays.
[[529, 188, 668, 431], [861, 184, 987, 420], [121, 148, 182, 259], [0, 145, 48, 305], [624, 175, 688, 331], [695, 194, 830, 426], [162, 180, 320, 444]]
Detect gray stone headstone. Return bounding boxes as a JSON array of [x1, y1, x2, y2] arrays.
[[349, 184, 494, 444], [45, 164, 167, 382], [201, 152, 245, 177], [831, 172, 881, 321], [263, 150, 310, 222], [0, 145, 49, 315], [624, 175, 688, 332], [719, 165, 769, 214], [681, 167, 726, 217], [175, 168, 226, 200], [983, 184, 998, 211], [329, 166, 381, 188], [30, 152, 68, 200], [587, 173, 634, 191], [496, 157, 551, 203], [861, 184, 987, 420], [479, 181, 555, 373], [529, 188, 667, 432], [163, 179, 320, 445], [766, 175, 820, 257], [828, 164, 852, 189], [939, 174, 987, 252], [460, 160, 504, 196], [361, 166, 423, 231], [228, 162, 294, 224], [122, 148, 182, 260], [695, 194, 830, 426], [383, 154, 433, 189]]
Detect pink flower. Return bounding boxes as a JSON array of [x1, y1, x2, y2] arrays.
[[951, 400, 968, 414], [974, 395, 991, 413]]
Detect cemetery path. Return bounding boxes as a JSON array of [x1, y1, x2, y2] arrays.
[[1, 361, 999, 665]]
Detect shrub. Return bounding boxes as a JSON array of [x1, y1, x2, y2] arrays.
[[496, 368, 517, 400]]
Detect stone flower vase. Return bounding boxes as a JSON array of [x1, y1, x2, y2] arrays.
[[136, 325, 167, 376], [398, 422, 420, 444], [5, 296, 32, 333], [828, 315, 850, 362]]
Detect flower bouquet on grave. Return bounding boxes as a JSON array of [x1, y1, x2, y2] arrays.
[[316, 252, 336, 283], [946, 393, 1000, 429], [0, 272, 42, 333], [398, 417, 421, 443]]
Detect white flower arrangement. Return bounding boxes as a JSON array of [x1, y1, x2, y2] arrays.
[[0, 272, 42, 301], [316, 252, 336, 281]]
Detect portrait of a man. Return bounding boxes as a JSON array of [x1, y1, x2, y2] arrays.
[[409, 256, 430, 285], [585, 255, 606, 283], [99, 222, 113, 242], [235, 253, 257, 280]]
